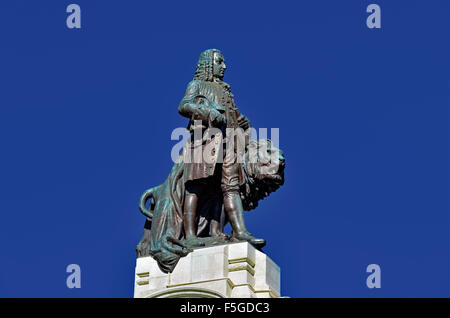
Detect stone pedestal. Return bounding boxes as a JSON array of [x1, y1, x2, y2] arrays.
[[134, 242, 281, 298]]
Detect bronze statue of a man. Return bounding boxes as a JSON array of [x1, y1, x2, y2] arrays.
[[136, 49, 286, 272], [178, 49, 265, 248]]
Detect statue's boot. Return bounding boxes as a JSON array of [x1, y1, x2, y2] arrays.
[[210, 220, 231, 240], [183, 192, 205, 247], [224, 191, 266, 249]]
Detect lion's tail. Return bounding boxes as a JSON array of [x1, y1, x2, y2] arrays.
[[139, 187, 155, 220]]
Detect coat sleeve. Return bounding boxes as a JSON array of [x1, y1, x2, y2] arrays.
[[178, 80, 214, 122]]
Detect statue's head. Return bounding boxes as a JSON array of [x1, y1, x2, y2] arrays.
[[194, 49, 227, 81]]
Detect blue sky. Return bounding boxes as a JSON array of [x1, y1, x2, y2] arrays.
[[0, 0, 449, 297]]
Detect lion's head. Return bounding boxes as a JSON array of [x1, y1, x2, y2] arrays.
[[240, 139, 285, 211]]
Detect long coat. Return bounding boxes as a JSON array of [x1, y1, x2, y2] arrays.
[[178, 79, 248, 184]]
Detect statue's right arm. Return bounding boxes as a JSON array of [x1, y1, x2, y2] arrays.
[[178, 81, 211, 121]]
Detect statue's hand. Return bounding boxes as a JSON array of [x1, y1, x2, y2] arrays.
[[237, 114, 251, 130], [210, 109, 226, 127]]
